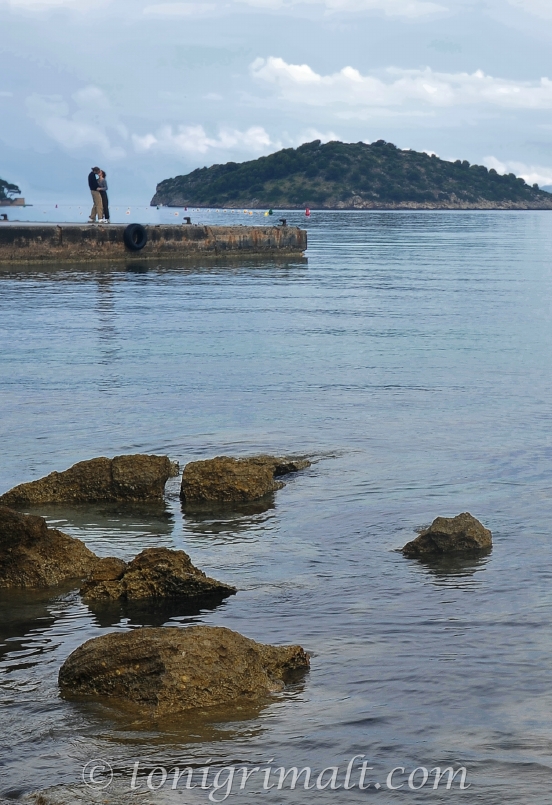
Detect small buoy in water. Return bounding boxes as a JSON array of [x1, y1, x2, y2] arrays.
[[126, 209, 130, 215], [174, 211, 179, 216], [305, 207, 311, 217]]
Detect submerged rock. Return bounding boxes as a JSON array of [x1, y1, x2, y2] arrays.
[[80, 547, 236, 602], [0, 505, 97, 588], [402, 512, 492, 558], [249, 454, 312, 476], [0, 454, 179, 507], [180, 454, 311, 504], [59, 625, 310, 715]]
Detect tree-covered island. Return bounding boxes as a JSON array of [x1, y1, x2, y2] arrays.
[[0, 177, 21, 202], [151, 140, 552, 210]]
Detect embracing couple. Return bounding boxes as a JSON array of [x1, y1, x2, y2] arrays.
[[88, 167, 110, 223]]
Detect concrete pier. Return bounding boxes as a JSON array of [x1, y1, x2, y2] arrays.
[[0, 223, 307, 263]]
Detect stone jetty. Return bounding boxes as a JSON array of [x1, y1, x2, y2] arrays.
[[0, 223, 307, 263]]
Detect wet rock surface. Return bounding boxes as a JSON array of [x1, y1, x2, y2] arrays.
[[180, 454, 311, 504], [80, 547, 236, 602], [0, 506, 98, 588], [402, 512, 492, 557], [249, 454, 312, 476], [0, 454, 179, 507], [59, 625, 310, 715]]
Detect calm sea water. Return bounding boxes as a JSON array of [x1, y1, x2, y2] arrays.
[[2, 211, 552, 803]]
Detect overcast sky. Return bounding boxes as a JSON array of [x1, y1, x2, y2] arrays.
[[2, 0, 552, 203]]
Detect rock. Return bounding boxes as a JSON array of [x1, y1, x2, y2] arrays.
[[80, 547, 236, 602], [180, 454, 310, 504], [401, 512, 492, 558], [0, 505, 98, 588], [59, 625, 310, 714], [85, 556, 127, 583], [249, 454, 312, 477], [0, 454, 179, 507]]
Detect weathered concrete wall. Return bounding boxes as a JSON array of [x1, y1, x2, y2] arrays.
[[0, 224, 307, 263]]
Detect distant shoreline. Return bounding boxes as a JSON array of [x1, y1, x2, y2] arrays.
[[153, 203, 552, 211]]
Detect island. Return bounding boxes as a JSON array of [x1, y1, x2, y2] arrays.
[[0, 176, 25, 207], [151, 140, 552, 210]]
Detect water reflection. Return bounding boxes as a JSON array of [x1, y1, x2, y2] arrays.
[[125, 261, 149, 274], [87, 591, 236, 628], [0, 588, 92, 677], [182, 497, 276, 544], [406, 550, 492, 587], [0, 587, 61, 661], [29, 502, 176, 559], [62, 693, 276, 740], [0, 255, 308, 281]]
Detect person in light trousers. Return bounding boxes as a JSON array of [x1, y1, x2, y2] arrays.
[[88, 167, 103, 223]]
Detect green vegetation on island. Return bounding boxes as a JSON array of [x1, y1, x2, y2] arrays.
[[151, 140, 552, 210], [0, 177, 21, 201]]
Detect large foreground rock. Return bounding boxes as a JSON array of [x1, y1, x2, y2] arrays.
[[0, 506, 97, 588], [59, 625, 310, 714], [0, 454, 179, 507], [402, 512, 492, 558], [81, 547, 236, 602], [181, 454, 311, 504]]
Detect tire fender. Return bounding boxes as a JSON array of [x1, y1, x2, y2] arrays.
[[123, 223, 148, 251]]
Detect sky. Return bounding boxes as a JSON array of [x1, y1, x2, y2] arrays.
[[2, 0, 552, 203]]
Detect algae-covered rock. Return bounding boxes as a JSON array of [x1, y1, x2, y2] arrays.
[[180, 454, 310, 504], [0, 454, 179, 507], [80, 547, 236, 602], [59, 625, 310, 714], [402, 512, 492, 558], [0, 505, 97, 588]]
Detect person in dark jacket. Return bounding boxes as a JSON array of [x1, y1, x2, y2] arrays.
[[88, 167, 103, 223]]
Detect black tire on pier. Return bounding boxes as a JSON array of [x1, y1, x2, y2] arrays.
[[123, 223, 148, 251]]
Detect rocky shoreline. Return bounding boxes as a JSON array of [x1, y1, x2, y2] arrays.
[[0, 450, 495, 802]]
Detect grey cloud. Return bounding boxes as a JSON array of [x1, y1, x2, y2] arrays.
[[2, 0, 552, 203]]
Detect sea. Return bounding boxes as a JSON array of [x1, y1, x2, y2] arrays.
[[1, 209, 552, 804]]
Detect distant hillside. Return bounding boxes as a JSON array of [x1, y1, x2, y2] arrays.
[[151, 140, 552, 210]]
